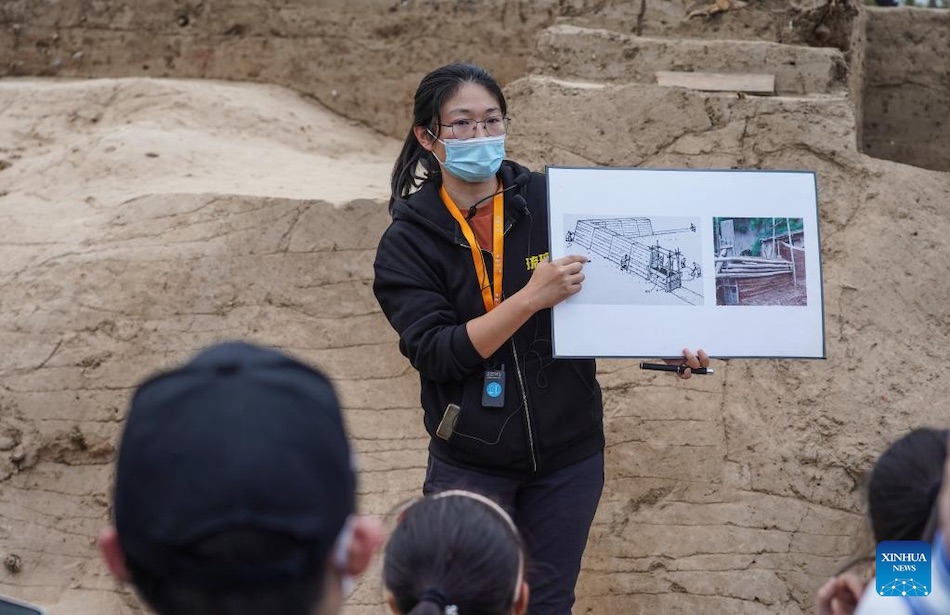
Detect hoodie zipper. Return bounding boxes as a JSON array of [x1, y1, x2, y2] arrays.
[[458, 241, 539, 474], [509, 337, 538, 473], [460, 215, 538, 473]]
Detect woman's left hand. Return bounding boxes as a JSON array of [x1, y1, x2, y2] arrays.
[[663, 348, 709, 380]]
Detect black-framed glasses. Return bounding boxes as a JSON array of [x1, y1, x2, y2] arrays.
[[438, 116, 509, 140]]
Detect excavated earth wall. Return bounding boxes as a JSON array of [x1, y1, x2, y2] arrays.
[[2, 2, 950, 614], [0, 0, 863, 138], [861, 7, 950, 173]]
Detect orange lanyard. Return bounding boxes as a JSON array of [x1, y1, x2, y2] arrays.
[[440, 185, 505, 313]]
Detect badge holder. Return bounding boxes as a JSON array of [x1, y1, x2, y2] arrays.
[[482, 364, 505, 408]]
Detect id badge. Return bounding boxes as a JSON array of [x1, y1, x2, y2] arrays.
[[482, 365, 505, 408]]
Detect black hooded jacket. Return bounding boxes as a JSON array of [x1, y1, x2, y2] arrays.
[[373, 160, 604, 477]]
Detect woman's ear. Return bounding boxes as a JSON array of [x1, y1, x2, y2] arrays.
[[513, 580, 530, 615], [413, 126, 435, 153], [385, 592, 401, 614]]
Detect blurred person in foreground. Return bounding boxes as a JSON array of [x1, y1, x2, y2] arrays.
[[383, 490, 529, 615], [816, 428, 950, 615], [97, 341, 384, 615]]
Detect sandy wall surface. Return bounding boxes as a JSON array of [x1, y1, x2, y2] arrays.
[[1, 1, 950, 614], [504, 74, 950, 612], [2, 72, 949, 615], [0, 78, 403, 614], [15, 0, 950, 172], [14, 0, 948, 174]]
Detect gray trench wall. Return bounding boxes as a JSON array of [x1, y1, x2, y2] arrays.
[[861, 7, 950, 173]]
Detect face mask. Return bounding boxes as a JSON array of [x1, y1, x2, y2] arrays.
[[434, 134, 506, 183]]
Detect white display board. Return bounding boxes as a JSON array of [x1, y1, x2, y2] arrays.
[[547, 167, 825, 359]]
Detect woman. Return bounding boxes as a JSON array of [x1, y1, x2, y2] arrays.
[[383, 490, 528, 615], [373, 62, 709, 614]]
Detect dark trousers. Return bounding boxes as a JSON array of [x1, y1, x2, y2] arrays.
[[423, 451, 605, 615]]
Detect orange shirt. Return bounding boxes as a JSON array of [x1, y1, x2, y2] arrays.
[[469, 203, 494, 253], [438, 184, 505, 312]]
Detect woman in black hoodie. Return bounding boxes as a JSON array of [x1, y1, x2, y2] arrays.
[[373, 62, 708, 614]]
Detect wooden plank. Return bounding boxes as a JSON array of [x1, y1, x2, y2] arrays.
[[655, 71, 775, 94], [721, 268, 791, 274], [716, 271, 791, 279], [715, 256, 789, 264]]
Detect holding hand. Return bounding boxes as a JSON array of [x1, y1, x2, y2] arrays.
[[522, 254, 588, 312], [466, 254, 587, 359], [662, 348, 710, 380]]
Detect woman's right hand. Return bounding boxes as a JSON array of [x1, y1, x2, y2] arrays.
[[522, 254, 588, 311], [466, 254, 588, 359]]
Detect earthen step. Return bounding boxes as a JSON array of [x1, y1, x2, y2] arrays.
[[531, 25, 849, 96], [548, 0, 858, 52], [505, 75, 858, 172]]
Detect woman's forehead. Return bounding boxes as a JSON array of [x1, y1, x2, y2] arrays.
[[442, 83, 500, 116]]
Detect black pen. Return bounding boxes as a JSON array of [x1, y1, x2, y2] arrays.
[[639, 362, 714, 375]]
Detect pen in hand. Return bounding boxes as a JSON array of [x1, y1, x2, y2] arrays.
[[639, 362, 714, 376]]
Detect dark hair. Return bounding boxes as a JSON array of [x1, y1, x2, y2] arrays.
[[389, 63, 507, 211], [384, 493, 524, 615], [868, 427, 948, 543], [127, 529, 329, 615]]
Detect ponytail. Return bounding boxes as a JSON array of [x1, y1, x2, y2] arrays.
[[406, 588, 453, 615], [389, 131, 439, 212]]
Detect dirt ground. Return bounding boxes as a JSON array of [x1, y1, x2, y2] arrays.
[[2, 2, 950, 614]]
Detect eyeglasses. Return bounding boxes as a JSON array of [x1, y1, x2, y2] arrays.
[[438, 115, 509, 140]]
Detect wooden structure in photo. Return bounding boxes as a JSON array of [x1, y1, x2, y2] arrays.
[[715, 222, 806, 306]]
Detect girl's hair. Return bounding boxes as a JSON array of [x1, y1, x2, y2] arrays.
[[383, 491, 524, 615], [389, 63, 507, 211], [868, 427, 948, 543], [834, 428, 948, 576]]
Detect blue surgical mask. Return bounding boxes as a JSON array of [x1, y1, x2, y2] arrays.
[[434, 134, 506, 183]]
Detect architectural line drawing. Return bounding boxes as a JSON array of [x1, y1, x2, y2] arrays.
[[566, 217, 702, 306]]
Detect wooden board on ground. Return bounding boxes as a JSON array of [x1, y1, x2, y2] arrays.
[[655, 71, 775, 94]]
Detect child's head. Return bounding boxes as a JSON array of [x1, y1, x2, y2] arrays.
[[383, 490, 528, 615], [868, 428, 949, 543]]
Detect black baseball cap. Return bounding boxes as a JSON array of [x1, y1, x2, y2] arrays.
[[113, 341, 355, 588]]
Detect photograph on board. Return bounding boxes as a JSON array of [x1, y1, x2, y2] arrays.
[[713, 217, 807, 307]]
